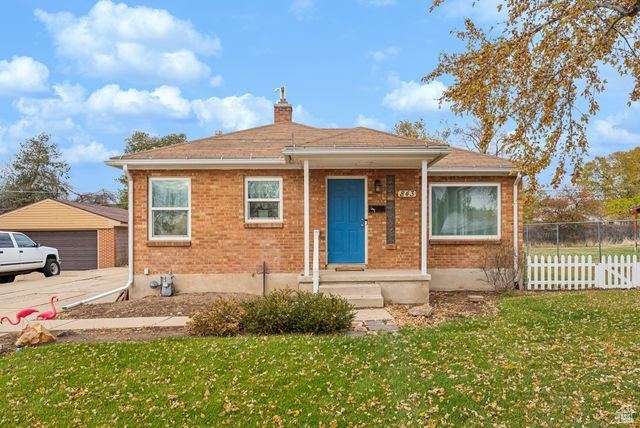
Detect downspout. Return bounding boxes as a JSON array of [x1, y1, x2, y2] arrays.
[[63, 165, 134, 309], [513, 173, 522, 284]]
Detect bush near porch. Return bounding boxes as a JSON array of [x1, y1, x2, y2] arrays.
[[1, 290, 639, 426], [185, 290, 355, 336]]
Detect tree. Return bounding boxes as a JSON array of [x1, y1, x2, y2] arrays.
[[74, 189, 120, 206], [527, 186, 602, 223], [425, 0, 640, 188], [452, 119, 510, 157], [579, 146, 640, 218], [393, 118, 510, 157], [393, 118, 452, 142], [117, 131, 187, 206], [0, 133, 70, 212]]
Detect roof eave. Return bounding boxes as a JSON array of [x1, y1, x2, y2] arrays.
[[105, 157, 289, 170], [428, 166, 517, 176]]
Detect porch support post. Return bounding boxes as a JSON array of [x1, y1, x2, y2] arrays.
[[303, 159, 310, 277], [421, 160, 428, 275]]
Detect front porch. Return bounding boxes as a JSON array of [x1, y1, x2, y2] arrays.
[[288, 148, 438, 308], [298, 268, 430, 308]]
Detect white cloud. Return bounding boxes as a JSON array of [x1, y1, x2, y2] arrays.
[[15, 82, 191, 120], [371, 46, 399, 62], [35, 0, 221, 82], [290, 0, 316, 20], [62, 141, 118, 163], [192, 94, 272, 130], [0, 116, 83, 158], [14, 83, 85, 119], [209, 74, 224, 87], [592, 119, 640, 145], [0, 56, 49, 94], [5, 82, 193, 164], [383, 79, 448, 113], [355, 114, 386, 130], [86, 84, 191, 118], [293, 104, 314, 124]]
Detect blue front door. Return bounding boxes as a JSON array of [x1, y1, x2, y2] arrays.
[[327, 179, 365, 264]]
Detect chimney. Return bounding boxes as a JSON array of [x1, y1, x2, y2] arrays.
[[274, 84, 292, 123]]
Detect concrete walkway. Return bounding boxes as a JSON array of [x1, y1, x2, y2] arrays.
[[0, 308, 396, 337], [0, 268, 127, 316], [0, 316, 190, 334]]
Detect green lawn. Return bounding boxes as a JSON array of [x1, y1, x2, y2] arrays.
[[527, 245, 638, 259], [1, 291, 639, 426]]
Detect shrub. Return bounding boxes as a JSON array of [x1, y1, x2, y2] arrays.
[[240, 290, 298, 334], [186, 290, 355, 336], [291, 291, 356, 334], [185, 297, 245, 337], [480, 240, 521, 291], [241, 290, 355, 335]]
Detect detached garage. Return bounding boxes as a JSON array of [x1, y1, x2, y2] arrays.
[[0, 199, 128, 270]]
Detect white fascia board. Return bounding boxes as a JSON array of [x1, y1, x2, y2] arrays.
[[428, 166, 515, 175], [105, 158, 289, 170]]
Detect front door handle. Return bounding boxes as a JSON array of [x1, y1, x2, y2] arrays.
[[361, 218, 368, 228], [19, 250, 23, 253]]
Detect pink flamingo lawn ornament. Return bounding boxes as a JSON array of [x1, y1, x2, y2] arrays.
[[36, 296, 59, 321], [0, 307, 40, 326]]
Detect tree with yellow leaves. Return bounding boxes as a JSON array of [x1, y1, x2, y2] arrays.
[[426, 0, 640, 188]]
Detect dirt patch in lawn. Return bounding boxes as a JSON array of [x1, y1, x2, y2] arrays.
[[58, 292, 254, 319], [387, 291, 500, 328], [0, 327, 189, 356]]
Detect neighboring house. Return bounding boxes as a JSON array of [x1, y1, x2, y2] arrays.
[[107, 93, 522, 307], [0, 199, 128, 270]]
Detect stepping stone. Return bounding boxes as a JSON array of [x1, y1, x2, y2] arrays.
[[468, 295, 484, 303]]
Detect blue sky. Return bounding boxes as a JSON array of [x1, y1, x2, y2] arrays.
[[0, 0, 637, 194]]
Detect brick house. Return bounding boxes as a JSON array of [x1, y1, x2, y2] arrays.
[[107, 93, 522, 307]]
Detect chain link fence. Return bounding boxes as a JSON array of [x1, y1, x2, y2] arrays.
[[524, 220, 639, 260]]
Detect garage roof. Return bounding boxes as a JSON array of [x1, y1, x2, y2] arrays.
[[0, 199, 127, 231], [58, 200, 128, 223]]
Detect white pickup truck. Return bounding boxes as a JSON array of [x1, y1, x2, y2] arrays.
[[0, 231, 61, 284]]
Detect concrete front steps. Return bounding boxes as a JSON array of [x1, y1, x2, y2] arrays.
[[318, 283, 384, 308], [300, 270, 385, 308], [298, 269, 431, 308]]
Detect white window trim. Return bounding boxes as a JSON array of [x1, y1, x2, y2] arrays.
[[245, 176, 283, 223], [148, 177, 191, 241], [429, 182, 501, 240]]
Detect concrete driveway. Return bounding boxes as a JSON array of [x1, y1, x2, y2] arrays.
[[0, 267, 127, 318]]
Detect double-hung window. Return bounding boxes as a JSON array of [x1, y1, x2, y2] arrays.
[[149, 178, 191, 240], [245, 177, 283, 222], [430, 183, 500, 239]]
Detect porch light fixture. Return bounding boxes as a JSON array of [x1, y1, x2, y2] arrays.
[[374, 179, 382, 193]]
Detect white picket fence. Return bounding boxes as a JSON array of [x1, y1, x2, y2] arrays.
[[526, 254, 640, 290]]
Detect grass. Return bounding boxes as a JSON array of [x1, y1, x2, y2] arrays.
[[527, 245, 638, 259], [1, 291, 640, 426]]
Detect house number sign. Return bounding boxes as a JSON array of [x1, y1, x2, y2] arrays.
[[397, 190, 416, 198]]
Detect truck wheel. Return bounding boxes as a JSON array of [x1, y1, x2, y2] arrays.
[[43, 258, 61, 277], [0, 275, 15, 284]]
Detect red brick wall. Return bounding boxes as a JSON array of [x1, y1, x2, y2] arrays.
[[97, 228, 116, 269], [309, 170, 421, 269], [131, 170, 521, 275], [132, 170, 304, 275]]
